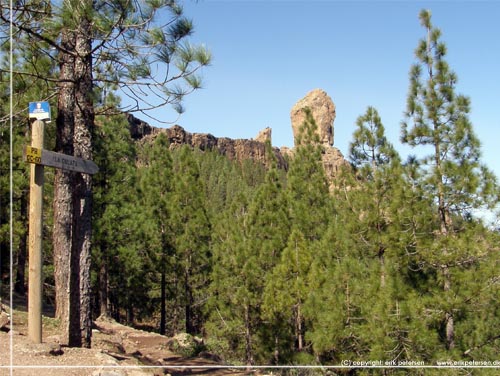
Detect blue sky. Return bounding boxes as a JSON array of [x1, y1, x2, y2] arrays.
[[144, 0, 500, 179]]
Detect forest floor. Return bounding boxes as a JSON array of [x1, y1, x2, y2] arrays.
[[0, 294, 258, 376]]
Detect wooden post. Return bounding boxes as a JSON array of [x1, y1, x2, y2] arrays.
[[28, 119, 44, 343]]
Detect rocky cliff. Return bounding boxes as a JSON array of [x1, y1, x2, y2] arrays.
[[127, 88, 349, 185], [128, 114, 288, 169]]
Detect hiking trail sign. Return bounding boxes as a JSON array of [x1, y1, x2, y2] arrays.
[[24, 146, 99, 175], [25, 114, 98, 344]]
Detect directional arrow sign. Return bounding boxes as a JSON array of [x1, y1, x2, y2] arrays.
[[24, 146, 99, 175]]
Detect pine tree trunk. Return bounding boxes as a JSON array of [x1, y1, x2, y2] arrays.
[[184, 266, 193, 334], [68, 227, 82, 347], [444, 267, 454, 350], [53, 167, 73, 342], [53, 30, 75, 344], [244, 304, 254, 366], [273, 335, 279, 364], [71, 122, 93, 349], [112, 299, 120, 322], [436, 140, 454, 350], [64, 17, 95, 348], [379, 251, 386, 289], [172, 270, 179, 333], [127, 296, 134, 324], [160, 264, 166, 335], [296, 303, 303, 351], [99, 261, 108, 317]]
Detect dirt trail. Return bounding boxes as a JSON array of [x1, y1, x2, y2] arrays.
[[0, 297, 255, 376]]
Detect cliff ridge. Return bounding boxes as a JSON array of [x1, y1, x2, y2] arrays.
[[127, 88, 349, 183]]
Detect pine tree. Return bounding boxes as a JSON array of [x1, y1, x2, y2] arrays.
[[264, 109, 330, 361], [92, 112, 140, 319], [350, 106, 399, 173], [388, 157, 443, 362], [242, 143, 290, 364], [170, 146, 211, 335], [197, 151, 235, 220], [207, 190, 252, 363], [348, 106, 401, 288], [458, 226, 500, 359], [401, 9, 500, 351], [139, 133, 174, 335], [207, 145, 288, 365], [286, 109, 331, 243], [265, 228, 313, 358], [305, 220, 371, 363], [346, 107, 423, 363]]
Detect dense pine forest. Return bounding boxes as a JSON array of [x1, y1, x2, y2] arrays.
[[1, 1, 500, 373]]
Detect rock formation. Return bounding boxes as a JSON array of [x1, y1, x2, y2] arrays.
[[128, 114, 287, 169], [254, 127, 272, 144], [290, 89, 348, 188], [127, 113, 156, 140], [290, 89, 335, 147], [128, 87, 348, 188], [322, 147, 349, 188]]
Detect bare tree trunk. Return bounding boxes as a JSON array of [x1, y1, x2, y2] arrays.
[[54, 11, 94, 348], [379, 250, 386, 289], [184, 268, 192, 334], [444, 267, 454, 350], [244, 304, 254, 366], [273, 335, 279, 364], [70, 19, 95, 348], [184, 256, 194, 335], [160, 229, 168, 335], [99, 260, 108, 317], [126, 297, 134, 325], [172, 264, 179, 333], [53, 30, 75, 345], [160, 265, 166, 335], [296, 303, 303, 352], [68, 217, 82, 347]]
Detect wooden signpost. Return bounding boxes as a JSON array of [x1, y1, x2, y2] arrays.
[[27, 118, 44, 344], [24, 146, 99, 175], [25, 102, 98, 344]]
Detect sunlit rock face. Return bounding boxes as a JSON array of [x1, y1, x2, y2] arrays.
[[290, 89, 349, 190], [290, 88, 335, 147]]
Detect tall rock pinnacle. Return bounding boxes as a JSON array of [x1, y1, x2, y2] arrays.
[[290, 89, 336, 147]]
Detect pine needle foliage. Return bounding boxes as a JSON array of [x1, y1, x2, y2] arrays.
[[401, 9, 500, 353]]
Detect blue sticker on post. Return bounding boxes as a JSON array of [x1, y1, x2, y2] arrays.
[[29, 102, 51, 121]]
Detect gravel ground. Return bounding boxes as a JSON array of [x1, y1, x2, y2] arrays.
[[0, 302, 253, 376]]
